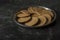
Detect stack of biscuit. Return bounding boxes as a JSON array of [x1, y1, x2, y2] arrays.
[[16, 7, 54, 27]]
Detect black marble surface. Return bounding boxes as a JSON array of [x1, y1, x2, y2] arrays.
[[0, 0, 60, 40]]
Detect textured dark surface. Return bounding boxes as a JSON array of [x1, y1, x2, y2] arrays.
[[0, 0, 60, 40]]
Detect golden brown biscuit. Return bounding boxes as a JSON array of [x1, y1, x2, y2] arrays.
[[42, 10, 54, 17], [25, 17, 38, 26], [42, 14, 52, 25], [37, 16, 47, 26], [28, 7, 35, 13], [16, 10, 30, 17], [17, 16, 31, 23], [28, 7, 44, 13], [28, 7, 41, 15], [32, 7, 45, 13]]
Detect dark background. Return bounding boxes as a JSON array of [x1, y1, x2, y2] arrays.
[[0, 0, 60, 40]]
